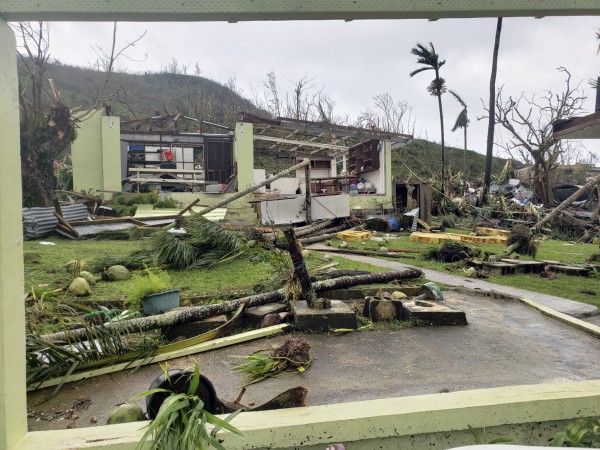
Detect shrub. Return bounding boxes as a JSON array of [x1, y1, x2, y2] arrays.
[[441, 216, 456, 229], [126, 267, 172, 309]]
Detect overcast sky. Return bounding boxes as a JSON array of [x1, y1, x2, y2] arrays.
[[44, 16, 600, 162]]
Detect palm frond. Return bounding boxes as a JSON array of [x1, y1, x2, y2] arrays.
[[449, 90, 467, 108], [129, 226, 162, 240], [144, 216, 246, 270], [26, 321, 161, 390], [409, 66, 433, 77], [149, 231, 200, 269], [452, 109, 469, 131]]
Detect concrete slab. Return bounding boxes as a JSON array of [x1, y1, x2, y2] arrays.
[[27, 291, 600, 432], [293, 300, 357, 331], [307, 244, 600, 318], [402, 300, 468, 326]]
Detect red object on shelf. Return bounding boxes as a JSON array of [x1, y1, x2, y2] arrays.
[[162, 149, 174, 161]]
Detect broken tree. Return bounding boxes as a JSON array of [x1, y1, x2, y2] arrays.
[[284, 228, 325, 308]]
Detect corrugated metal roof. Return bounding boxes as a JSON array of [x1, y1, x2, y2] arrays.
[[73, 222, 137, 236], [23, 204, 89, 240], [60, 204, 89, 221], [22, 208, 58, 240]]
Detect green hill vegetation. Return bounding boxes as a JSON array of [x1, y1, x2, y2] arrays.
[[392, 139, 520, 185], [27, 61, 260, 126]]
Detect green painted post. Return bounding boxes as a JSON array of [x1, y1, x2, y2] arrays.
[[0, 19, 28, 449]]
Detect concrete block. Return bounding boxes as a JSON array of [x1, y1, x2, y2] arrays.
[[293, 300, 357, 331], [401, 300, 467, 326], [244, 302, 289, 327], [164, 315, 227, 340]]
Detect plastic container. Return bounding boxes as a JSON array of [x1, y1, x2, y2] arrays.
[[146, 369, 218, 418], [141, 290, 180, 316]]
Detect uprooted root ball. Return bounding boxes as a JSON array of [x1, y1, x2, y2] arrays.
[[434, 241, 480, 263], [506, 225, 538, 258], [233, 338, 312, 386], [270, 338, 311, 366]]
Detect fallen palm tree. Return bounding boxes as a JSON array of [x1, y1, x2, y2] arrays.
[[92, 214, 247, 271], [28, 304, 249, 391], [41, 268, 423, 343]]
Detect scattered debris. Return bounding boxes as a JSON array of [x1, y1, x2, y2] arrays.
[[233, 338, 312, 386]]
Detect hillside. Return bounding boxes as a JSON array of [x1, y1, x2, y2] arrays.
[[30, 61, 260, 127], [392, 139, 519, 184], [27, 62, 517, 182]]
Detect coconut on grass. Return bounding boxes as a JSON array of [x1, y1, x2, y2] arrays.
[[68, 277, 91, 296], [105, 265, 130, 281], [79, 271, 96, 286]]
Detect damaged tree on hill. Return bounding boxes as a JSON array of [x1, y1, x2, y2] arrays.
[[16, 22, 144, 206]]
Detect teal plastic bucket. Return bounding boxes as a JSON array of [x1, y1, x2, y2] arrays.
[[142, 290, 180, 315]]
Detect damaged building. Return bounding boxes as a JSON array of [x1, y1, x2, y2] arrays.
[[71, 110, 416, 225]]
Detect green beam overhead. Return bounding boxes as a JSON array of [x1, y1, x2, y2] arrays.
[[0, 0, 599, 22]]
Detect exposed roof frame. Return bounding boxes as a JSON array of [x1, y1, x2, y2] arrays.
[[253, 135, 349, 151], [275, 117, 412, 144], [245, 112, 412, 156]]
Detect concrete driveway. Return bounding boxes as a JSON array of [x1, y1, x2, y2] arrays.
[[27, 291, 600, 431]]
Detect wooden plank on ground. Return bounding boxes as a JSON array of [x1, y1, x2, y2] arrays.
[[27, 324, 291, 392]]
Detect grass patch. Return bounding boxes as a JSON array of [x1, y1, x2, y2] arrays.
[[331, 231, 600, 308], [22, 237, 391, 333]]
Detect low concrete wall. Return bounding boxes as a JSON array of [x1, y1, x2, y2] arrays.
[[18, 380, 600, 449]]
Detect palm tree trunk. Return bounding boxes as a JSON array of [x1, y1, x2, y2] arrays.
[[41, 268, 423, 342], [482, 17, 503, 203], [463, 126, 468, 196], [435, 71, 446, 195], [284, 228, 317, 307]]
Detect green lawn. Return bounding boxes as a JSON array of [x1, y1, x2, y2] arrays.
[[23, 236, 386, 308], [22, 230, 600, 334]]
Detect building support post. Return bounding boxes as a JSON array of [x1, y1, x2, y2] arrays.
[[0, 18, 28, 449]]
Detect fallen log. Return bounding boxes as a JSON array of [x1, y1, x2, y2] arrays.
[[311, 247, 415, 259], [218, 386, 308, 413], [298, 232, 339, 245], [41, 268, 423, 342], [295, 220, 334, 237]]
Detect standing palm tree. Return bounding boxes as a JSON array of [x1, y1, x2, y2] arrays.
[[482, 18, 503, 204], [449, 90, 469, 195], [410, 42, 447, 194]]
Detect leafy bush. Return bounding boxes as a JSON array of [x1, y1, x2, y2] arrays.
[[134, 362, 242, 450], [154, 198, 178, 208], [127, 267, 172, 309], [551, 417, 600, 447], [108, 194, 178, 216], [440, 216, 456, 229]]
